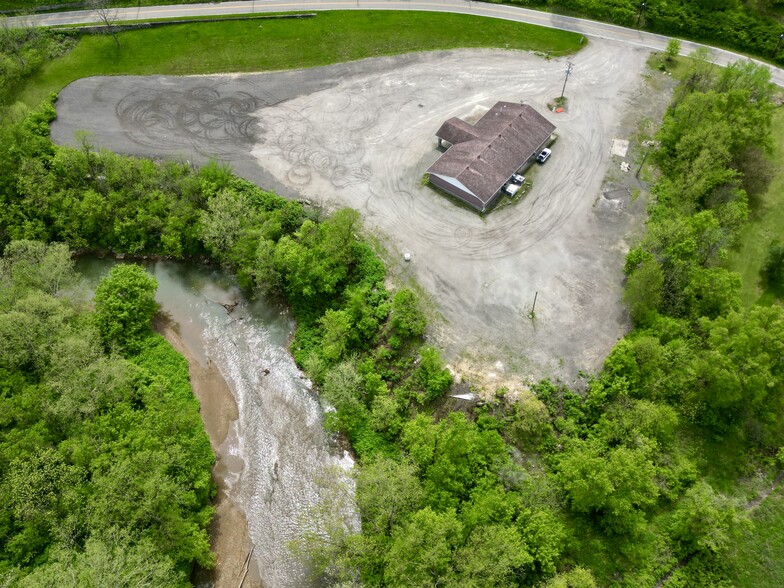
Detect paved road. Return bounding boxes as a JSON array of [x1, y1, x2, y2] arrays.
[[9, 0, 784, 86]]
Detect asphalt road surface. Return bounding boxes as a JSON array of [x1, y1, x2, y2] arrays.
[[9, 0, 784, 87]]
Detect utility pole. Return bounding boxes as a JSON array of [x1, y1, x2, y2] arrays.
[[636, 140, 655, 179], [560, 61, 573, 99], [636, 2, 647, 27], [636, 149, 650, 179], [527, 291, 538, 320], [775, 32, 784, 57]]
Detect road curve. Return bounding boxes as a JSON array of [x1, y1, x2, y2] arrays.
[[8, 0, 784, 86]]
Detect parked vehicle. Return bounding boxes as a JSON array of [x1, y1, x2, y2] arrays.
[[503, 183, 520, 197], [510, 173, 525, 184], [537, 148, 552, 163]]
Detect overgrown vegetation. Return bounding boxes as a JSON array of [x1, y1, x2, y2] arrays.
[[0, 19, 74, 106], [726, 482, 784, 587], [0, 242, 214, 586]]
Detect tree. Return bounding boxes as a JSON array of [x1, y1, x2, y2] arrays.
[[545, 567, 598, 588], [1, 240, 75, 297], [45, 350, 137, 434], [272, 210, 361, 302], [93, 264, 157, 353], [505, 394, 552, 451], [665, 38, 681, 61], [413, 346, 453, 404], [623, 257, 663, 324], [691, 305, 784, 442], [452, 524, 532, 588], [384, 507, 462, 588], [87, 0, 121, 49], [88, 446, 214, 569], [355, 456, 423, 536], [252, 238, 281, 293], [7, 449, 83, 550], [519, 508, 567, 577], [15, 531, 185, 588], [683, 266, 740, 319], [198, 188, 258, 263], [556, 439, 659, 534], [320, 309, 352, 363], [369, 393, 404, 439], [668, 481, 748, 558], [390, 289, 426, 339], [321, 360, 367, 433], [402, 413, 507, 510]]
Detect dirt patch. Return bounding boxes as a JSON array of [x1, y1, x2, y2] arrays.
[[54, 40, 660, 385], [155, 317, 263, 588]]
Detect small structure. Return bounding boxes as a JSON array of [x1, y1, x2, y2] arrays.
[[426, 102, 555, 212]]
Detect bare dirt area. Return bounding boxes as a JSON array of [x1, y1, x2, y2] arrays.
[[155, 317, 263, 588], [52, 40, 653, 386]]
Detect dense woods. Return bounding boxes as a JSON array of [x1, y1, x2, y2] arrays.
[[0, 243, 214, 586], [0, 19, 783, 585]]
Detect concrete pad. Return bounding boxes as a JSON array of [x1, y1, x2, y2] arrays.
[[611, 138, 630, 157]]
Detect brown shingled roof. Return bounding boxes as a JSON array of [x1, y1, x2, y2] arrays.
[[427, 102, 555, 211], [436, 117, 481, 145]]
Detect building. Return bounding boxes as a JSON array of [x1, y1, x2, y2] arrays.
[[426, 102, 555, 212]]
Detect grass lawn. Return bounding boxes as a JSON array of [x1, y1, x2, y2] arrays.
[[17, 11, 584, 107], [726, 485, 784, 588], [725, 108, 784, 306]]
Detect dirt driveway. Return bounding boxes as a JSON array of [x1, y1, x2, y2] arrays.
[[52, 39, 651, 385]]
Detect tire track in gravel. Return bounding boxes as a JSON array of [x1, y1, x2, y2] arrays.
[[52, 42, 652, 380]]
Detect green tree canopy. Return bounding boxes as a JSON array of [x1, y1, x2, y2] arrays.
[[93, 264, 158, 353], [384, 507, 462, 588]]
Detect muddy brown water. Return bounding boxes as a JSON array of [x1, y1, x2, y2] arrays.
[[76, 258, 358, 588]]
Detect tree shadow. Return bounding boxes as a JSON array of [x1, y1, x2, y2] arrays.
[[735, 146, 776, 213], [755, 284, 784, 307]]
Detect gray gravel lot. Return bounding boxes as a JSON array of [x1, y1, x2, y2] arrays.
[[52, 40, 651, 385]]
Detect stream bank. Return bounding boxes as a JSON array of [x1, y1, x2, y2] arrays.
[[156, 316, 263, 588], [77, 258, 358, 588]]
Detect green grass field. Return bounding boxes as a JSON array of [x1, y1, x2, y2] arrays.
[[17, 11, 583, 107], [727, 485, 784, 588], [725, 109, 784, 306]]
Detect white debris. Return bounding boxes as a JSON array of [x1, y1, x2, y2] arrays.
[[450, 393, 478, 401], [611, 138, 630, 157]]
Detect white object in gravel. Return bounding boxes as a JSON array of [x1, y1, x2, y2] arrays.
[[611, 138, 630, 157]]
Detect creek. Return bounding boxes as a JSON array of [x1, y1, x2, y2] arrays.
[[76, 258, 358, 588]]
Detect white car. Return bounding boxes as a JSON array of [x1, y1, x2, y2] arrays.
[[537, 148, 552, 163], [511, 173, 525, 184], [503, 183, 520, 197]]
